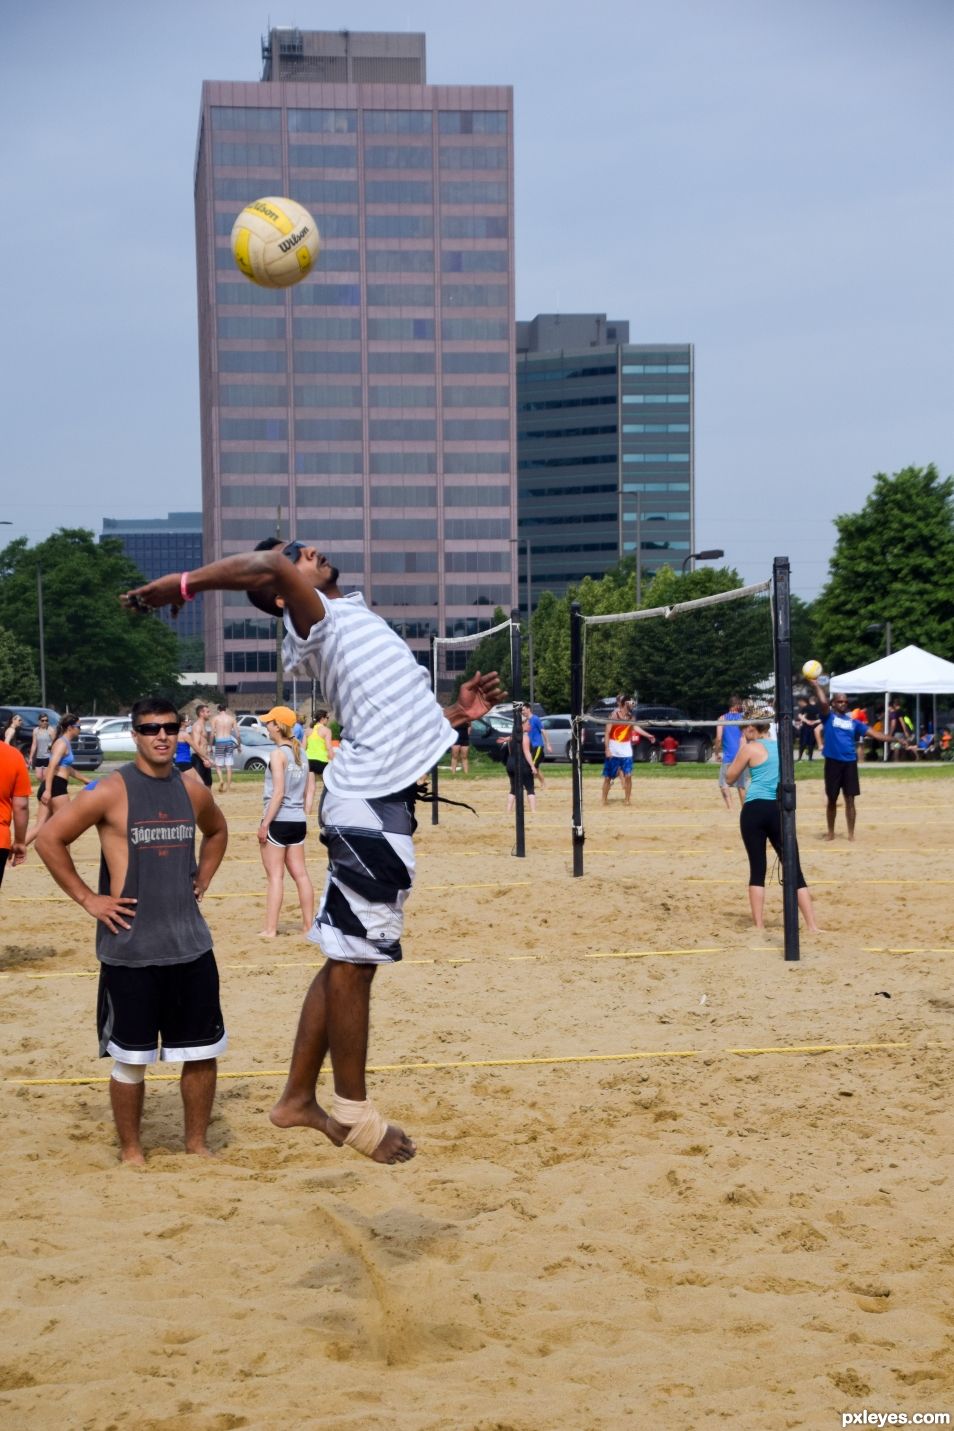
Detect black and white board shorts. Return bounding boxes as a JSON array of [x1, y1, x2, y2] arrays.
[[310, 787, 417, 965], [97, 949, 227, 1063]]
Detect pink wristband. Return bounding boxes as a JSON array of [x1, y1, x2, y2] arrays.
[[179, 571, 195, 602]]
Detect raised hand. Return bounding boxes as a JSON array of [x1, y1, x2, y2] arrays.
[[456, 670, 507, 722], [120, 572, 183, 614]]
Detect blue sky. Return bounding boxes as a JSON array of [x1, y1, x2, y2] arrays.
[[4, 0, 951, 600]]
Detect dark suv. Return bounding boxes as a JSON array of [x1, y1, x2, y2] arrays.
[[580, 703, 713, 764], [0, 706, 103, 771]]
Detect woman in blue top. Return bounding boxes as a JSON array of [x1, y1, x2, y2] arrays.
[[725, 715, 819, 934]]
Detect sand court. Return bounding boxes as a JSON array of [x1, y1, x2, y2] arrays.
[[1, 770, 952, 1429]]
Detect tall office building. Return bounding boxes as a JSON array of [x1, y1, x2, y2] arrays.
[[100, 512, 205, 651], [195, 29, 516, 693], [516, 315, 694, 600]]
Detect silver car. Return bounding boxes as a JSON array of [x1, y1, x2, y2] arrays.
[[539, 714, 573, 761], [233, 727, 279, 773]]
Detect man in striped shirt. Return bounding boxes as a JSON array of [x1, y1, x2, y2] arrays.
[[122, 540, 504, 1167]]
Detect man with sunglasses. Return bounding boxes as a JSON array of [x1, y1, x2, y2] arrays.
[[121, 540, 505, 1167], [35, 696, 228, 1165]]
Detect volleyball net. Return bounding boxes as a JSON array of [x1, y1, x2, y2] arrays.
[[569, 558, 802, 960]]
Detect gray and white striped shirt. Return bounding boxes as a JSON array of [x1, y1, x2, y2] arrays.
[[282, 590, 455, 799]]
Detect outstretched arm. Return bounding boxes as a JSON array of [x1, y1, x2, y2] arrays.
[[121, 548, 326, 639], [443, 671, 506, 729], [632, 723, 656, 744], [811, 677, 830, 717]]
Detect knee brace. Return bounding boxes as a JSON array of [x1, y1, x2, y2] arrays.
[[111, 1061, 146, 1085]]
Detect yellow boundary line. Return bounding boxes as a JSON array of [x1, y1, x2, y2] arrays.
[[3, 945, 952, 981], [8, 1039, 949, 1086]]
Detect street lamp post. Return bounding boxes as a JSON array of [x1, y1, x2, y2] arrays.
[[511, 537, 535, 705], [681, 548, 724, 575]]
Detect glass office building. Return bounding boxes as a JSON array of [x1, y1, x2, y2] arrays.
[[516, 315, 694, 600], [100, 512, 205, 651], [195, 29, 516, 692]]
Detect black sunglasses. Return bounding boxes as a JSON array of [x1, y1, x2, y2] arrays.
[[134, 721, 182, 736], [282, 540, 305, 562]]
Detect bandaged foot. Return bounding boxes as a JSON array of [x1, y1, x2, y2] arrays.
[[330, 1093, 416, 1164]]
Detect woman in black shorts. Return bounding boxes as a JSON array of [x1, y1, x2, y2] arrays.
[[26, 713, 92, 846], [450, 721, 470, 775], [258, 705, 315, 938], [506, 722, 537, 816]]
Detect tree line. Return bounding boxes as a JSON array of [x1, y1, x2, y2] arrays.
[[2, 465, 951, 716]]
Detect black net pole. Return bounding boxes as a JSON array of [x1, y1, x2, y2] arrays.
[[510, 610, 525, 858], [773, 556, 800, 962], [430, 633, 440, 826], [570, 601, 584, 877]]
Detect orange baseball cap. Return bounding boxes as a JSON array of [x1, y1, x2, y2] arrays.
[[260, 706, 297, 727]]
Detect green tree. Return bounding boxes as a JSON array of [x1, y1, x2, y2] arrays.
[[813, 465, 954, 672], [455, 607, 514, 699], [0, 531, 183, 711], [0, 625, 40, 704]]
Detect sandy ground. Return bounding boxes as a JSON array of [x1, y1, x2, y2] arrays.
[[1, 766, 952, 1431]]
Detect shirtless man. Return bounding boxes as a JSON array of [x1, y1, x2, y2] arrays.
[[36, 696, 228, 1164], [189, 703, 214, 788], [121, 541, 504, 1166], [210, 704, 242, 794]]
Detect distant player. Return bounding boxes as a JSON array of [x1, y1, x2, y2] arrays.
[[602, 695, 655, 805], [713, 695, 749, 810], [810, 678, 893, 840]]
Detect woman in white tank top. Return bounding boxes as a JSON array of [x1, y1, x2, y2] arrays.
[[258, 706, 315, 939]]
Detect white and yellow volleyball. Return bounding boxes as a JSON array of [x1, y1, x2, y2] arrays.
[[230, 197, 320, 289], [801, 659, 823, 680]]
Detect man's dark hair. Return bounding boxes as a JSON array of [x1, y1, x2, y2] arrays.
[[130, 695, 179, 724], [246, 537, 284, 618]]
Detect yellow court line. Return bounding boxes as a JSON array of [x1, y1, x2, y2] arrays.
[[687, 878, 954, 886], [9, 1038, 949, 1087], [588, 947, 722, 959]]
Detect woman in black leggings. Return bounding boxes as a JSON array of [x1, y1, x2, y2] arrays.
[[725, 716, 819, 932]]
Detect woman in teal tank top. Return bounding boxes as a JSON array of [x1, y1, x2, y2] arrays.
[[725, 715, 819, 933]]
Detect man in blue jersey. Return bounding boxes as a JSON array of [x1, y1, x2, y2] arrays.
[[713, 695, 749, 810], [810, 679, 894, 840], [121, 541, 505, 1168]]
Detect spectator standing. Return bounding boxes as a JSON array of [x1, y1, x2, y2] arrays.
[[714, 695, 749, 810], [0, 740, 30, 891]]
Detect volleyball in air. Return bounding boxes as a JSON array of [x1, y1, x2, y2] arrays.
[[801, 659, 823, 680], [230, 197, 320, 288]]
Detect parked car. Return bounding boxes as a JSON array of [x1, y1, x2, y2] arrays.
[[233, 727, 279, 772], [0, 706, 103, 771], [580, 704, 713, 764], [468, 714, 513, 763], [236, 713, 267, 733], [79, 714, 125, 735], [95, 716, 136, 755], [539, 714, 573, 761]]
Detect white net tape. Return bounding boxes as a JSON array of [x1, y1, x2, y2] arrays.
[[432, 616, 516, 694], [582, 580, 771, 628]]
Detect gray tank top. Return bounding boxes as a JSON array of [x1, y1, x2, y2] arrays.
[[263, 744, 307, 821], [33, 728, 53, 759], [96, 765, 212, 967]]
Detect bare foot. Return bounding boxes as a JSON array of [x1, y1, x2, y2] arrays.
[[258, 930, 278, 939], [327, 1115, 416, 1165], [270, 1095, 344, 1148], [186, 1142, 215, 1157], [823, 832, 835, 842], [119, 1147, 146, 1167]]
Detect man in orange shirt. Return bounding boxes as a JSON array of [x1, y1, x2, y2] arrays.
[[0, 740, 31, 890]]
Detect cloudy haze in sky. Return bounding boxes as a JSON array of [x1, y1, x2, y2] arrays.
[[4, 0, 951, 599]]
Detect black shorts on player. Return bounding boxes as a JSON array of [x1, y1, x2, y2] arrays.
[[97, 950, 226, 1063], [266, 820, 307, 848], [824, 758, 861, 801]]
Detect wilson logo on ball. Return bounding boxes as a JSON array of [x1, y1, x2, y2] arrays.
[[230, 197, 320, 289]]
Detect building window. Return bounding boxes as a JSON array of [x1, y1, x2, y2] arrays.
[[441, 216, 508, 239], [369, 451, 437, 474], [444, 452, 510, 474], [220, 418, 288, 440], [213, 142, 282, 166], [292, 282, 361, 306], [294, 384, 363, 408], [366, 215, 433, 238], [439, 146, 507, 170], [220, 383, 288, 407], [366, 250, 434, 272], [294, 350, 361, 373], [442, 386, 509, 408], [369, 385, 436, 407], [293, 317, 361, 340], [364, 111, 432, 134], [367, 318, 435, 340], [365, 180, 434, 204], [367, 351, 435, 374], [294, 419, 363, 440], [288, 109, 357, 133], [369, 485, 437, 507], [445, 519, 511, 539], [370, 518, 437, 539], [211, 107, 281, 131], [365, 145, 433, 169], [366, 284, 435, 307], [441, 319, 508, 341], [444, 419, 510, 441], [443, 485, 510, 506], [296, 452, 364, 474], [438, 112, 508, 134], [218, 351, 287, 373], [217, 317, 286, 339], [372, 551, 439, 573], [292, 179, 359, 205], [221, 452, 288, 474], [439, 181, 507, 205], [441, 250, 508, 273], [287, 144, 357, 168], [368, 419, 437, 440]]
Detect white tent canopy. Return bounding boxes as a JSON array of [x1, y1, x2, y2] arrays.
[[830, 644, 954, 695]]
